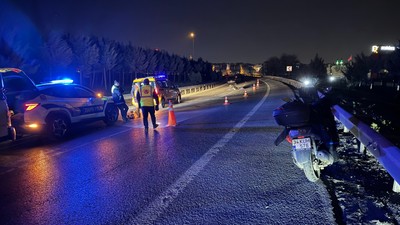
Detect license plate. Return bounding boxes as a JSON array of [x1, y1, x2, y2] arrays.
[[292, 138, 311, 151]]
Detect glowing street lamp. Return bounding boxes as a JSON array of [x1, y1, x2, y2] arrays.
[[189, 32, 195, 60]]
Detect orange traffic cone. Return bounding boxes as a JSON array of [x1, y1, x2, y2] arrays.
[[224, 96, 230, 105], [244, 90, 248, 97], [168, 100, 177, 126]]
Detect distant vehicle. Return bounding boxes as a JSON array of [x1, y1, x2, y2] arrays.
[[0, 68, 37, 141], [132, 75, 182, 108], [23, 80, 119, 138]]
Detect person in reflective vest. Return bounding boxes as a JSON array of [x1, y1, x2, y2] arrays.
[[136, 78, 159, 131]]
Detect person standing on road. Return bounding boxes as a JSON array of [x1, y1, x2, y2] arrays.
[[111, 80, 129, 122], [136, 78, 159, 131]]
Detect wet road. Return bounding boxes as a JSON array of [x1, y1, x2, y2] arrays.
[[0, 79, 335, 224]]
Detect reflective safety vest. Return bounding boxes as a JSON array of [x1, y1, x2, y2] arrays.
[[140, 85, 155, 106]]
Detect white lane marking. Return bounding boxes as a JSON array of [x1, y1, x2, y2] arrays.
[[129, 82, 271, 225]]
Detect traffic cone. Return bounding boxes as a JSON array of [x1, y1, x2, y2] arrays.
[[168, 100, 177, 126], [224, 96, 230, 105], [244, 90, 248, 97]]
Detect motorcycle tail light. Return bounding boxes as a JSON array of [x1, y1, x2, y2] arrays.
[[25, 103, 40, 111], [286, 135, 292, 144]]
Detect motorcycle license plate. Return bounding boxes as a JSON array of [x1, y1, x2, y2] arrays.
[[292, 138, 311, 151]]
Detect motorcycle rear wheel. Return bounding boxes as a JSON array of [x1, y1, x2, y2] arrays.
[[303, 158, 321, 182], [303, 138, 321, 182]]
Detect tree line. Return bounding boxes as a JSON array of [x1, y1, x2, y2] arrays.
[[0, 31, 220, 93], [261, 54, 328, 80], [261, 46, 400, 86]]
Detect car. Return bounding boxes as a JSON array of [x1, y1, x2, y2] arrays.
[[23, 80, 119, 138], [0, 68, 38, 140], [132, 75, 182, 108], [0, 76, 16, 141]]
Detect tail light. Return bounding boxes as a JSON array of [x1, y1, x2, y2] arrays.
[[25, 103, 40, 111], [154, 87, 159, 95], [285, 135, 292, 144]]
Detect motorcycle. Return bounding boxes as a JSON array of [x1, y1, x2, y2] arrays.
[[273, 86, 338, 182]]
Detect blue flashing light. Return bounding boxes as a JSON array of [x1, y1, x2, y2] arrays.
[[154, 74, 166, 79], [50, 78, 74, 84]]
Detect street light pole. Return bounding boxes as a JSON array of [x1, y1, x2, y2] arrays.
[[189, 32, 195, 60]]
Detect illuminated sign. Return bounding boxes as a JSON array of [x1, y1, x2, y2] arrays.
[[380, 46, 395, 51], [372, 45, 379, 53], [372, 45, 396, 53]]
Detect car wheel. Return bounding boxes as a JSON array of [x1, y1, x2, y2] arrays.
[[104, 104, 119, 125], [47, 114, 70, 138]]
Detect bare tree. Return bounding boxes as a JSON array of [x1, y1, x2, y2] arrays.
[[133, 47, 148, 77], [68, 34, 99, 87], [98, 38, 118, 91], [41, 31, 73, 79]]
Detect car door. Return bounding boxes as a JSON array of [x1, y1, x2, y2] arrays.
[[43, 85, 104, 122], [70, 86, 106, 121], [167, 80, 179, 100], [0, 68, 38, 132], [0, 68, 38, 114]]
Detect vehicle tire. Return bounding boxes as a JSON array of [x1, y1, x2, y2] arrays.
[[104, 104, 119, 125], [302, 157, 321, 182], [161, 98, 166, 108], [47, 114, 70, 138], [8, 127, 16, 141]]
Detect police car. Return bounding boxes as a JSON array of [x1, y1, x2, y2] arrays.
[[23, 79, 119, 138], [132, 75, 182, 108]]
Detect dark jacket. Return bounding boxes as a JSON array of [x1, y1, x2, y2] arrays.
[[112, 85, 126, 105]]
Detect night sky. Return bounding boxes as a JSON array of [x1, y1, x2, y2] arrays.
[[3, 0, 400, 64]]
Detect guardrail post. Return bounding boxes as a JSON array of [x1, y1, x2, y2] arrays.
[[394, 181, 400, 193], [343, 126, 349, 133], [359, 142, 366, 154]]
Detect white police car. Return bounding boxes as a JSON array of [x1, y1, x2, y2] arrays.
[[23, 79, 119, 138]]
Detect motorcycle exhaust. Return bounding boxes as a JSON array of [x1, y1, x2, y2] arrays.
[[316, 150, 334, 165]]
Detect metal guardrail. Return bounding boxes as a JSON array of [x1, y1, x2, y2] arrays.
[[179, 83, 218, 95], [266, 76, 400, 192], [332, 106, 400, 192]]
